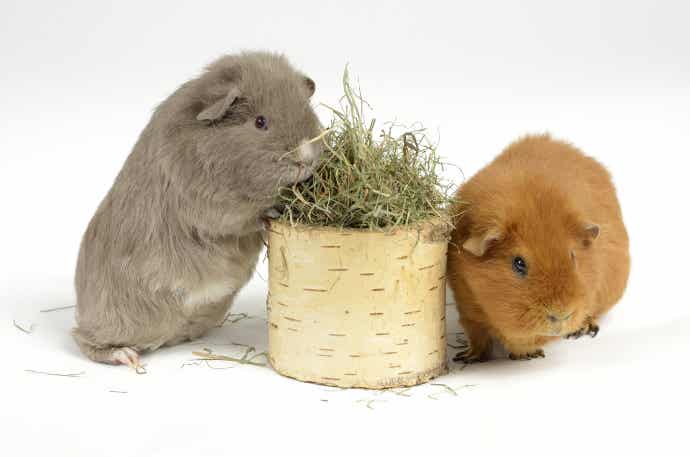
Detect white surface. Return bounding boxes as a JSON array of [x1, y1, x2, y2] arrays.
[[1, 1, 689, 455]]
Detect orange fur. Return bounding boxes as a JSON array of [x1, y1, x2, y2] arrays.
[[447, 134, 630, 361]]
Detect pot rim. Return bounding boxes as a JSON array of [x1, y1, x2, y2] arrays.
[[268, 216, 450, 237]]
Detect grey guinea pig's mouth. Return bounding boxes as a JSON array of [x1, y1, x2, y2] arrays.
[[294, 164, 315, 184]]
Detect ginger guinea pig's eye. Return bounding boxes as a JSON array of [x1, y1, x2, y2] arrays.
[[255, 115, 268, 130], [512, 256, 528, 277]]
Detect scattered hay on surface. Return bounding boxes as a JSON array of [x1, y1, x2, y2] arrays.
[[219, 312, 249, 326], [40, 305, 75, 313], [355, 398, 386, 410], [216, 312, 264, 328], [191, 347, 268, 367], [25, 369, 85, 378], [278, 67, 456, 230], [428, 382, 459, 399], [13, 320, 35, 334], [387, 387, 413, 397], [427, 382, 477, 400]]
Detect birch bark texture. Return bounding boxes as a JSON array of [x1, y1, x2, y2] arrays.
[[267, 220, 449, 389]]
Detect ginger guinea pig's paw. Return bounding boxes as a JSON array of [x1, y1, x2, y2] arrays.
[[452, 347, 490, 364], [565, 320, 600, 339], [508, 348, 545, 361]]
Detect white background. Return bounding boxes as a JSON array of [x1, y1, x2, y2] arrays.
[[1, 1, 689, 455]]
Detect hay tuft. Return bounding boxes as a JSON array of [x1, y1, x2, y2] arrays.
[[278, 68, 456, 229], [13, 320, 35, 334], [40, 305, 75, 313], [25, 369, 85, 378], [191, 347, 268, 367]]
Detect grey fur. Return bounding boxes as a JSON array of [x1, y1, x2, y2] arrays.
[[73, 52, 322, 364]]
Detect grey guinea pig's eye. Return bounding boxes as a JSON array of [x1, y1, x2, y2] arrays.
[[512, 256, 528, 277], [255, 115, 268, 130]]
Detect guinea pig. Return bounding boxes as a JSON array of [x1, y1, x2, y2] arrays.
[[447, 134, 630, 362], [72, 52, 323, 370]]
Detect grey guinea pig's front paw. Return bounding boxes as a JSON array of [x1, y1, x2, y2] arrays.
[[258, 207, 282, 231], [263, 207, 281, 219]]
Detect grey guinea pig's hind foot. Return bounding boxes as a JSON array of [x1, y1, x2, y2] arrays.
[[79, 341, 146, 373], [109, 347, 146, 373]]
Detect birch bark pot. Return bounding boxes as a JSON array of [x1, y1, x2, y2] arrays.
[[266, 220, 449, 389]]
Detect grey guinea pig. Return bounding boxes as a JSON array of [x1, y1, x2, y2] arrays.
[[72, 52, 323, 370]]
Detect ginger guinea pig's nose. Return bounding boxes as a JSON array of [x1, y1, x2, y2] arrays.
[[547, 311, 574, 323], [545, 310, 574, 336]]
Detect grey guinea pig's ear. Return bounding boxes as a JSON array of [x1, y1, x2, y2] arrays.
[[302, 75, 316, 97], [196, 86, 241, 122]]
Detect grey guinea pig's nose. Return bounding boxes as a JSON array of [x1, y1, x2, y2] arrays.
[[294, 138, 319, 165]]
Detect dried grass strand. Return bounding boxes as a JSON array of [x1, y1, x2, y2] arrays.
[[40, 305, 75, 313], [191, 347, 268, 367], [278, 67, 456, 229], [25, 369, 85, 378], [13, 320, 34, 334]]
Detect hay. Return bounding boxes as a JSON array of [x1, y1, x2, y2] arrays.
[[427, 382, 477, 400], [25, 369, 85, 378], [40, 305, 75, 313], [13, 320, 34, 334], [356, 398, 385, 410], [191, 347, 268, 367], [428, 382, 458, 399], [278, 67, 456, 229]]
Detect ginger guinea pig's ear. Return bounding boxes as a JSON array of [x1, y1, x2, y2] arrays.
[[302, 75, 316, 97], [581, 223, 600, 247], [463, 227, 503, 257], [196, 86, 241, 122]]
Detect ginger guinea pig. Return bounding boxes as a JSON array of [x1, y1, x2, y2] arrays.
[[73, 52, 322, 370], [447, 134, 630, 362]]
